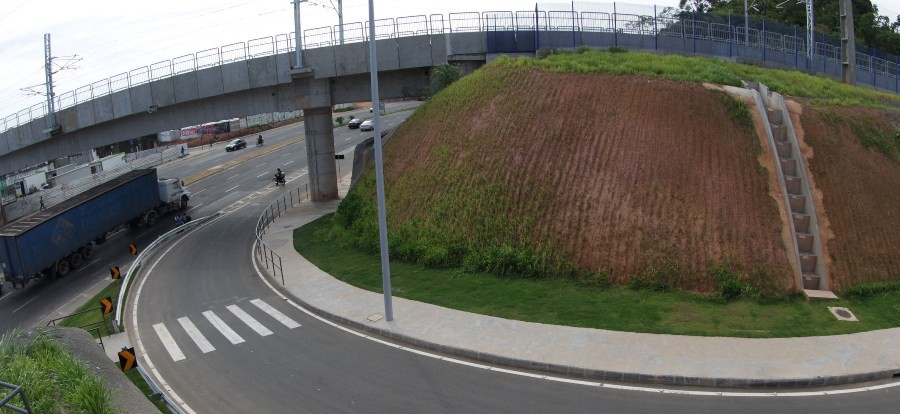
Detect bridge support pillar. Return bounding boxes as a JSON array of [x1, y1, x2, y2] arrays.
[[304, 107, 338, 201]]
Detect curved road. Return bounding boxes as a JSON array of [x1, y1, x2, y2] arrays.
[[119, 105, 897, 413]]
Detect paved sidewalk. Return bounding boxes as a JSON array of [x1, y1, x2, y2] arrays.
[[259, 180, 900, 389]]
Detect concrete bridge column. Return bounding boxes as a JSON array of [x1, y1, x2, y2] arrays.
[[304, 106, 338, 201]]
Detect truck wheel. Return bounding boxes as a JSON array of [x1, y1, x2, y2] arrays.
[[69, 252, 83, 269], [80, 244, 94, 260], [180, 195, 189, 210], [95, 234, 108, 245], [56, 260, 71, 277], [146, 211, 158, 227]]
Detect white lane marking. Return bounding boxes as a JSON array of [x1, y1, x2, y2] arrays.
[[345, 138, 352, 141], [227, 174, 239, 180], [284, 161, 294, 166], [203, 311, 245, 344], [256, 172, 269, 178], [153, 323, 186, 362], [137, 230, 154, 239], [250, 299, 301, 329], [227, 305, 273, 336], [178, 317, 216, 353], [225, 185, 239, 193], [12, 296, 38, 313], [280, 153, 290, 158], [256, 164, 265, 168], [186, 203, 204, 212], [249, 241, 900, 398], [193, 188, 207, 195], [133, 227, 200, 413]]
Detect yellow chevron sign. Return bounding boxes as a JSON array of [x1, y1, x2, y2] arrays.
[[110, 266, 121, 279], [129, 244, 138, 255], [100, 297, 113, 315], [118, 347, 137, 372]]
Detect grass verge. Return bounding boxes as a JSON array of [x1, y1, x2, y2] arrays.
[[0, 330, 116, 413], [58, 279, 122, 339], [296, 214, 900, 338], [119, 362, 172, 414]]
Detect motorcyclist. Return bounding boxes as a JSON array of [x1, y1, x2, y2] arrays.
[[274, 168, 285, 184], [257, 135, 264, 146]]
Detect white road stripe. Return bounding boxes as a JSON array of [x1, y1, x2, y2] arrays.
[[284, 160, 294, 166], [227, 305, 273, 336], [203, 311, 245, 344], [251, 299, 301, 329], [227, 174, 239, 180], [280, 153, 290, 158], [256, 163, 265, 168], [186, 202, 204, 212], [177, 317, 215, 353], [193, 188, 206, 195], [225, 185, 239, 192], [256, 172, 269, 178], [153, 323, 186, 361]]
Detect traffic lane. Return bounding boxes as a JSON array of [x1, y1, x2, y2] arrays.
[[0, 218, 180, 333], [134, 211, 900, 413]]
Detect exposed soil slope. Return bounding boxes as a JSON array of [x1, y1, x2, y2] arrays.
[[357, 64, 793, 293], [800, 106, 900, 290]]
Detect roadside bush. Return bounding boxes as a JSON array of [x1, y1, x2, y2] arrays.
[[627, 261, 679, 292], [430, 64, 465, 96], [843, 281, 900, 298], [608, 46, 628, 53]]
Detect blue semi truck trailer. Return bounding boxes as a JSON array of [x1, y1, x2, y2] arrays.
[[0, 169, 189, 293]]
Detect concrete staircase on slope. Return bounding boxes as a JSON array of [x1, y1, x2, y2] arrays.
[[747, 83, 837, 301]]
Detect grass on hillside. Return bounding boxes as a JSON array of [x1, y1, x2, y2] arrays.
[[0, 330, 116, 414], [296, 214, 900, 338], [508, 49, 900, 108], [120, 362, 171, 414]]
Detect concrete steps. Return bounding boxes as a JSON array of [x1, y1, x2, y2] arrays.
[[749, 83, 835, 300]]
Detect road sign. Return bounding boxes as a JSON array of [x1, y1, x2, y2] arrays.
[[110, 266, 120, 279], [335, 154, 345, 159], [118, 347, 137, 372], [100, 297, 113, 315], [129, 244, 137, 255]]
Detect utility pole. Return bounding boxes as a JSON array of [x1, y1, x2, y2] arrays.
[[43, 34, 60, 135], [292, 0, 307, 68], [805, 0, 815, 61], [338, 0, 344, 44], [839, 0, 855, 84]]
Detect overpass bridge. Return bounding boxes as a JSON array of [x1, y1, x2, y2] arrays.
[[2, 5, 898, 201]]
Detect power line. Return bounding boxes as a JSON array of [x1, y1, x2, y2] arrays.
[[0, 0, 31, 25]]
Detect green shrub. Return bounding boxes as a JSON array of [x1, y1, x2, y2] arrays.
[[843, 281, 900, 298], [577, 45, 593, 54], [608, 46, 628, 53], [430, 64, 465, 96]]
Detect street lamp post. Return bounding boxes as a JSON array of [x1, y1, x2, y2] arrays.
[[367, 0, 394, 321], [292, 0, 307, 68]]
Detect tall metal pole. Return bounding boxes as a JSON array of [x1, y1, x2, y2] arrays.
[[368, 0, 394, 321], [744, 0, 749, 46], [43, 34, 57, 130], [338, 0, 345, 44], [293, 0, 304, 68]]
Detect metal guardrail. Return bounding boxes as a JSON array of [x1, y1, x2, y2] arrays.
[[0, 381, 32, 414], [3, 5, 897, 134], [113, 213, 218, 328], [255, 184, 309, 285]]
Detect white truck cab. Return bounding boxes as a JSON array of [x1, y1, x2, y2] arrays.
[[158, 178, 191, 210]]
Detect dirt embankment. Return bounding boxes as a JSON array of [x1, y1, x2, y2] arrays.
[[799, 106, 900, 290], [383, 68, 793, 292]]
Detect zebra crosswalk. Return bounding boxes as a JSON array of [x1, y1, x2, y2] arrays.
[[150, 298, 301, 362]]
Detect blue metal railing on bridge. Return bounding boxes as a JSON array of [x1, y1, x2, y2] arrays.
[[2, 3, 898, 134]]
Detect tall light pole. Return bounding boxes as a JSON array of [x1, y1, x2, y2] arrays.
[[293, 0, 307, 68], [368, 0, 394, 321], [744, 0, 749, 45]]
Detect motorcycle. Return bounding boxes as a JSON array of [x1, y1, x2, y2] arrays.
[[257, 137, 264, 147], [273, 174, 286, 186]]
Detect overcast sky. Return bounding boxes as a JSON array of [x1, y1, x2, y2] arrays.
[[1, 0, 896, 121]]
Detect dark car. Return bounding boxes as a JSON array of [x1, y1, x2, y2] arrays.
[[225, 139, 246, 152], [347, 118, 362, 129]]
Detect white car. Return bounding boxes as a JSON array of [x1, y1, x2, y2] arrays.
[[360, 120, 374, 131]]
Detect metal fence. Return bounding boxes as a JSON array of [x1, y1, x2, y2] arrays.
[[0, 381, 32, 414], [2, 3, 898, 134], [255, 184, 309, 285]]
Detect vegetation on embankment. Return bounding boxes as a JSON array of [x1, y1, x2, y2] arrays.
[[296, 215, 900, 337], [800, 105, 900, 290], [0, 330, 116, 413], [529, 48, 900, 108]]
